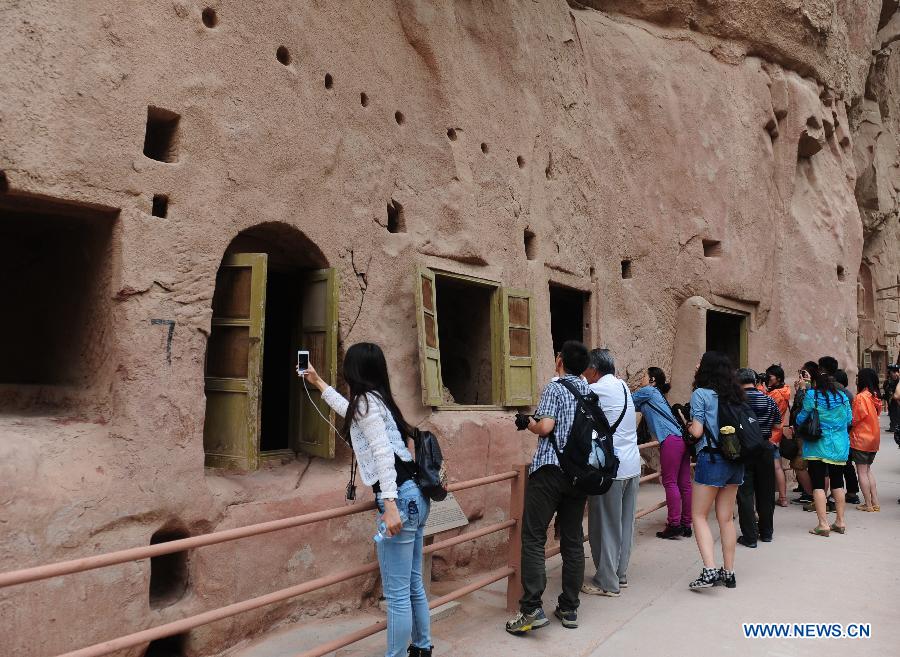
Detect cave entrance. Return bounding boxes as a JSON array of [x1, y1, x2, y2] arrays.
[[0, 189, 118, 411], [549, 284, 590, 354], [203, 223, 338, 471], [706, 309, 747, 368], [434, 275, 497, 405]]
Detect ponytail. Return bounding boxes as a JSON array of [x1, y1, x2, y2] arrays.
[[648, 367, 671, 395]]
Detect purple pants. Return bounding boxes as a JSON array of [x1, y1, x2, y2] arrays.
[[659, 435, 692, 527]]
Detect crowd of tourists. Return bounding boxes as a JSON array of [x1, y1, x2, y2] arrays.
[[296, 341, 898, 655], [504, 344, 899, 635]]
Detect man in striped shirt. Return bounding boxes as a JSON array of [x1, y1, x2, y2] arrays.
[[736, 368, 782, 548], [506, 340, 590, 635]]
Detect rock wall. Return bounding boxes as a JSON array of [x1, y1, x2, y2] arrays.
[[0, 1, 894, 656], [854, 10, 900, 365]]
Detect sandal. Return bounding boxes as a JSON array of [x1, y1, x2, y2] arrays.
[[856, 504, 875, 512], [873, 505, 881, 512], [776, 498, 789, 507], [829, 523, 846, 535], [808, 527, 830, 537]]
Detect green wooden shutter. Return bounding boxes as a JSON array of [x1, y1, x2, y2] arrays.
[[415, 267, 443, 406], [501, 287, 537, 407], [203, 253, 268, 470], [294, 268, 339, 458]]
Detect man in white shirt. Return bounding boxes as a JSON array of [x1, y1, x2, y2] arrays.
[[581, 348, 640, 597]]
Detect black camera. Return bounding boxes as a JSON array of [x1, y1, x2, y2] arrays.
[[514, 412, 533, 431]]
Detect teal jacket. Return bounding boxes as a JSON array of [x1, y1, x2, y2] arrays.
[[796, 388, 851, 465]]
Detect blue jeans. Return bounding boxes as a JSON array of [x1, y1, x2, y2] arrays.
[[375, 480, 431, 657]]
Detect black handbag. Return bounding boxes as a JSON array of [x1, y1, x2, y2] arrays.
[[798, 394, 822, 442], [778, 434, 799, 460]]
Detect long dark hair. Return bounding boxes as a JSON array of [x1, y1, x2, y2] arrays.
[[693, 351, 744, 404], [811, 370, 844, 403], [857, 368, 880, 395], [341, 343, 412, 440], [647, 367, 671, 395]]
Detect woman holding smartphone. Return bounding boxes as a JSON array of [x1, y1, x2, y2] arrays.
[[299, 343, 432, 657]]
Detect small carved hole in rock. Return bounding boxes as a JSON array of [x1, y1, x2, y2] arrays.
[[447, 128, 457, 141], [481, 142, 489, 154], [621, 260, 632, 279], [702, 239, 722, 258], [524, 230, 537, 260], [387, 199, 405, 233], [276, 46, 291, 66], [325, 73, 334, 89], [201, 7, 217, 28], [152, 194, 169, 218], [149, 527, 190, 609], [144, 634, 187, 657], [360, 92, 369, 107], [837, 265, 846, 281], [517, 155, 525, 169], [394, 111, 405, 125], [589, 266, 596, 280], [143, 106, 180, 163]]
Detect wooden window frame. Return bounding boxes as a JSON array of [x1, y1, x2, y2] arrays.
[[415, 267, 537, 410]]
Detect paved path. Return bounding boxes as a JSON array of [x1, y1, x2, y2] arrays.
[[233, 420, 900, 657]]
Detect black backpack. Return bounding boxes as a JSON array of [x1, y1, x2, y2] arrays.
[[411, 428, 448, 501], [548, 378, 623, 495], [706, 401, 766, 462]]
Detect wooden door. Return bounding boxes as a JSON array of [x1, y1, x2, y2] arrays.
[[293, 268, 339, 458], [203, 253, 267, 470], [414, 267, 443, 406], [501, 288, 537, 406]]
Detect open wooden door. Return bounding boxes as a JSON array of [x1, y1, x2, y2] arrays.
[[501, 288, 537, 406], [203, 253, 268, 470], [414, 267, 443, 406], [293, 268, 339, 458]]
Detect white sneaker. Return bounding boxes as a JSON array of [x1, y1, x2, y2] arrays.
[[581, 583, 620, 597]]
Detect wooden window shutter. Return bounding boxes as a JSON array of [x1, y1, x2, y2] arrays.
[[203, 253, 268, 470], [501, 287, 537, 407], [294, 268, 339, 458], [414, 266, 443, 406]]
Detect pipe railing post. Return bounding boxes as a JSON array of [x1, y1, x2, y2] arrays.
[[506, 464, 527, 612]]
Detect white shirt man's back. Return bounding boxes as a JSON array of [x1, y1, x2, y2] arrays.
[[589, 374, 640, 479]]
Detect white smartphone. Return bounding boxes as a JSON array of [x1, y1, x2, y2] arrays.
[[297, 350, 310, 372]]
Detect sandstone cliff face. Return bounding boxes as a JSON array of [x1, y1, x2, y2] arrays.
[[854, 9, 900, 359], [0, 2, 894, 656]]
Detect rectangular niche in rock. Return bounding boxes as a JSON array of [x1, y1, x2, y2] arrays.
[[143, 106, 181, 163], [0, 191, 118, 395]]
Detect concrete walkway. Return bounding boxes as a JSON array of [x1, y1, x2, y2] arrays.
[[232, 420, 900, 657]]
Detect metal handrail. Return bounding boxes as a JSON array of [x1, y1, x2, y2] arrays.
[[4, 444, 670, 657], [0, 471, 518, 589]]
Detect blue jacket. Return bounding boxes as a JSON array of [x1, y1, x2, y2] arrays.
[[796, 388, 851, 464], [632, 386, 681, 442]]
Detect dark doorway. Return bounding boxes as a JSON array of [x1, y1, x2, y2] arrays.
[[149, 527, 190, 609], [549, 285, 588, 354], [144, 634, 186, 657], [435, 276, 494, 405], [706, 310, 745, 368], [0, 194, 117, 391], [259, 270, 297, 452]]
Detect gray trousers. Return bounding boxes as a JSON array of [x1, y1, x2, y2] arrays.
[[588, 476, 639, 593]]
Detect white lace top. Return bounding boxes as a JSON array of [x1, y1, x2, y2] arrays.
[[321, 386, 413, 499]]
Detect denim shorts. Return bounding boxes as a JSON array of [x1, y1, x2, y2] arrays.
[[694, 450, 744, 487]]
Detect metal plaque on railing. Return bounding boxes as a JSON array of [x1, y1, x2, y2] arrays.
[[424, 493, 469, 537]]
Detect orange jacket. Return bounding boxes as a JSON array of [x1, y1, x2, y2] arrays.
[[850, 390, 883, 453], [766, 385, 791, 444]]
